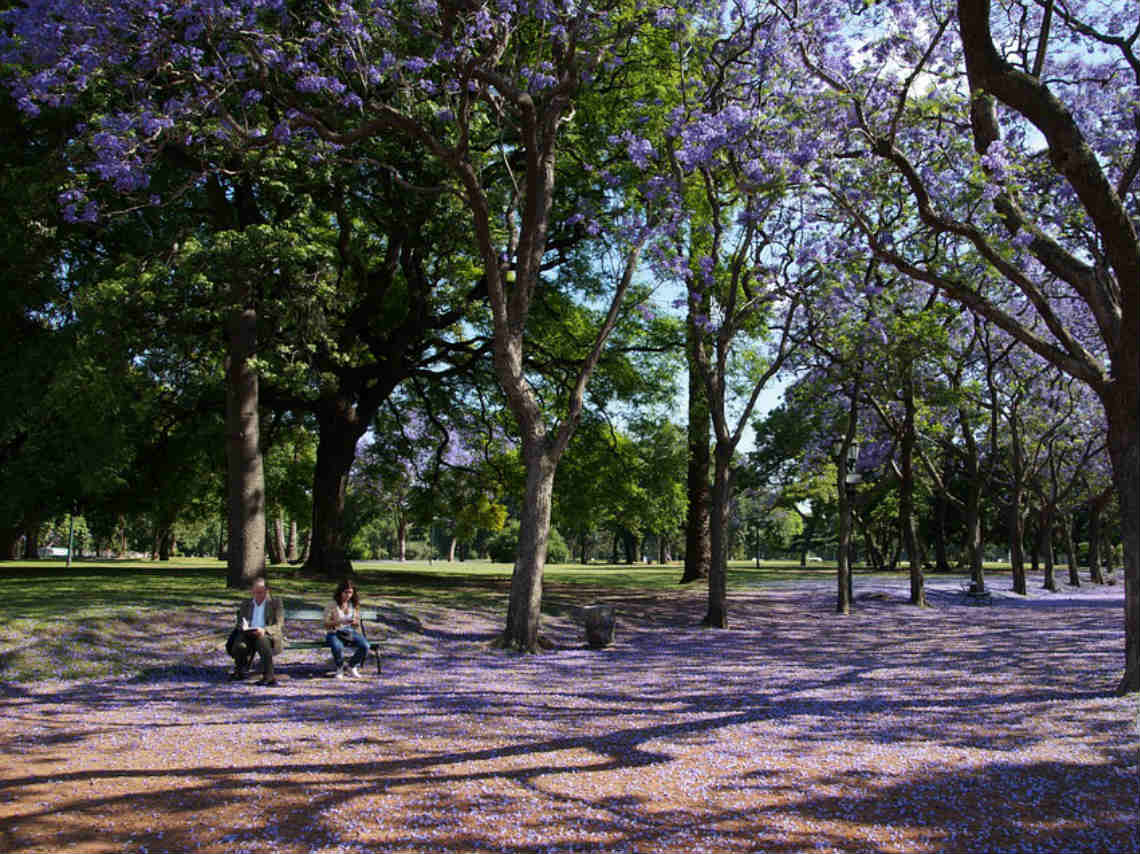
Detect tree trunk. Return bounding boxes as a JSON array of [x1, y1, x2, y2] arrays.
[[862, 526, 884, 572], [1103, 374, 1139, 693], [23, 519, 40, 559], [1039, 507, 1057, 591], [681, 335, 712, 584], [303, 398, 364, 579], [1065, 514, 1080, 587], [704, 449, 732, 628], [1029, 515, 1041, 575], [1102, 533, 1118, 584], [396, 515, 407, 561], [224, 303, 266, 589], [0, 527, 21, 560], [1088, 496, 1106, 584], [836, 394, 859, 614], [933, 485, 952, 573], [216, 504, 227, 561], [1010, 499, 1027, 595], [448, 536, 457, 562], [286, 518, 298, 563], [621, 529, 637, 564], [298, 528, 312, 565], [837, 480, 854, 615], [900, 369, 925, 607], [157, 526, 175, 561], [502, 444, 556, 651], [271, 517, 287, 565], [964, 464, 985, 593]]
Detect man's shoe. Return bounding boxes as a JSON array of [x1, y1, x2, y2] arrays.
[[228, 669, 248, 681], [349, 666, 362, 679]]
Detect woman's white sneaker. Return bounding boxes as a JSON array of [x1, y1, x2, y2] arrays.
[[350, 666, 362, 678]]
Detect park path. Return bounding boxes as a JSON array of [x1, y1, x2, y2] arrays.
[[1, 577, 1136, 853]]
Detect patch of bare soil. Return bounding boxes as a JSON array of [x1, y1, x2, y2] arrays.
[[1, 579, 1136, 853]]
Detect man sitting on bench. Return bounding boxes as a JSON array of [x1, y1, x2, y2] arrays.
[[226, 576, 285, 686]]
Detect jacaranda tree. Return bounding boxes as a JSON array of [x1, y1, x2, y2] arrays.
[[772, 0, 1138, 693]]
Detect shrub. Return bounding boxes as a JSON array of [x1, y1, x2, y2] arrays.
[[486, 521, 569, 564]]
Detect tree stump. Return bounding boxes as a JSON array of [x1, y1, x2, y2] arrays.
[[583, 604, 615, 649]]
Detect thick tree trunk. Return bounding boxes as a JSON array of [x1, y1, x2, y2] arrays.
[[224, 304, 266, 589], [1103, 382, 1139, 693], [303, 399, 364, 580], [396, 516, 407, 561], [681, 337, 711, 584], [157, 526, 175, 561], [503, 445, 556, 651], [621, 530, 637, 564]]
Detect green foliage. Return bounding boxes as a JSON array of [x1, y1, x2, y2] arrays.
[[485, 520, 569, 565]]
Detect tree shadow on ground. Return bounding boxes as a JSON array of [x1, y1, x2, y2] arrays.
[[0, 578, 1133, 853]]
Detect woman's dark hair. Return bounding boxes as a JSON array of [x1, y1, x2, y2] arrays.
[[333, 579, 359, 607]]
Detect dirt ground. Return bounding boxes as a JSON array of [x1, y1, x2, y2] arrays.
[[1, 578, 1137, 853]]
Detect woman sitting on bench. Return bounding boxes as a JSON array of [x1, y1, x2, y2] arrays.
[[324, 580, 370, 679]]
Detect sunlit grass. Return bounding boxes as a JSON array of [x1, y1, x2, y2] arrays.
[[0, 556, 1028, 623]]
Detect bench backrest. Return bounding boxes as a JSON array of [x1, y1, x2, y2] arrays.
[[284, 606, 382, 622]]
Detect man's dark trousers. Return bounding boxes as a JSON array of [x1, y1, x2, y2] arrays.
[[231, 632, 275, 680]]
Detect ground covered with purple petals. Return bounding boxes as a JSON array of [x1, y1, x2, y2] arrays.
[[1, 577, 1137, 853]]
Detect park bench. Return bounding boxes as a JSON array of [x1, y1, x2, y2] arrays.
[[280, 603, 384, 674]]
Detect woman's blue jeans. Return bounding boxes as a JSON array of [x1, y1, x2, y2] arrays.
[[326, 630, 369, 668]]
